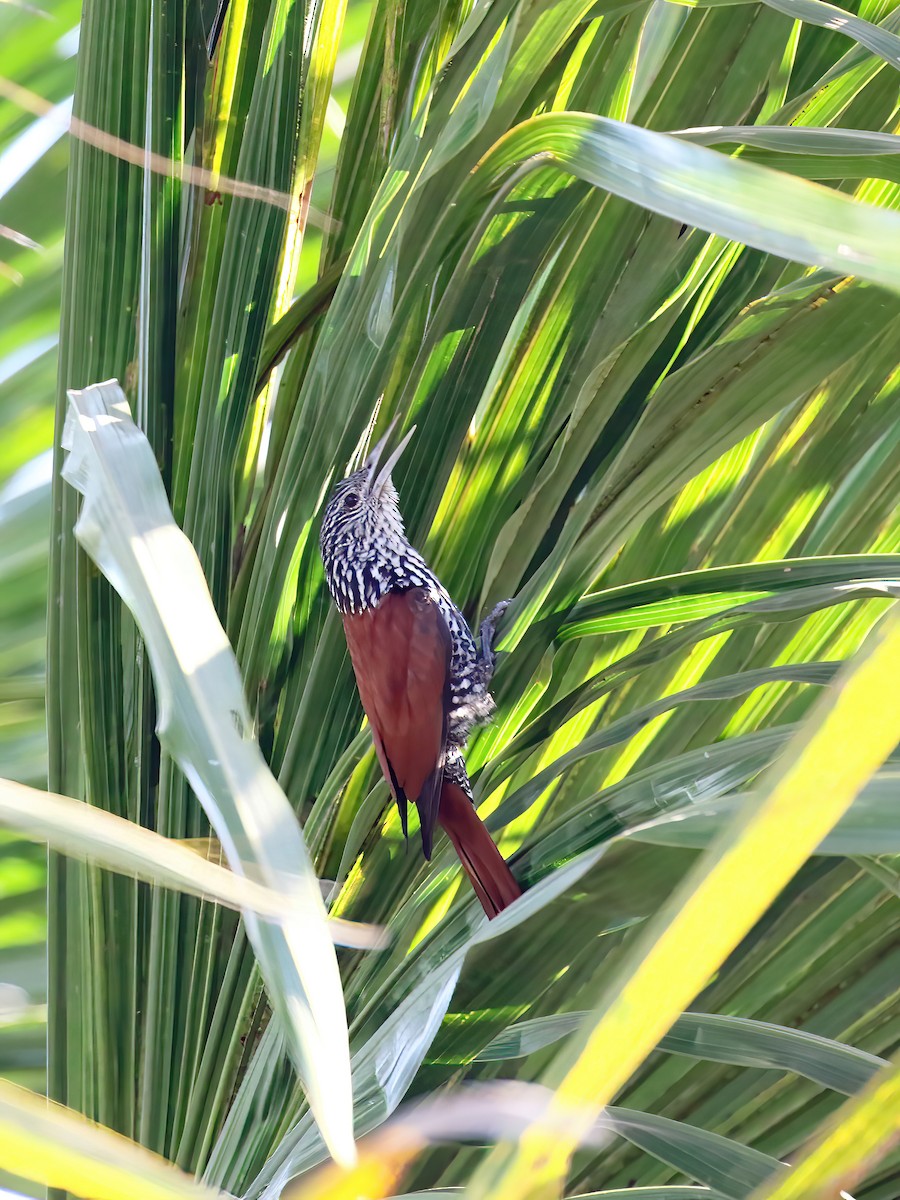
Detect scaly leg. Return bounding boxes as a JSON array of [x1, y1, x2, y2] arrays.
[[478, 599, 512, 682]]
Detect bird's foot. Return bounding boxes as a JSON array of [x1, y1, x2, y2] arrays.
[[479, 599, 512, 674]]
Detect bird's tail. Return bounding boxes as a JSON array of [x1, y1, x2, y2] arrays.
[[438, 780, 521, 918]]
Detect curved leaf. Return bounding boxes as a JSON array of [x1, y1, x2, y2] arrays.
[[469, 606, 900, 1197], [475, 1010, 886, 1095], [0, 777, 384, 948], [60, 381, 355, 1165], [603, 1106, 784, 1200], [630, 767, 900, 856], [749, 1054, 900, 1200], [472, 114, 900, 294], [0, 1079, 222, 1200]]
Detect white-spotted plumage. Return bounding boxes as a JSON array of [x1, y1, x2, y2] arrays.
[[320, 432, 522, 917], [319, 466, 497, 749]]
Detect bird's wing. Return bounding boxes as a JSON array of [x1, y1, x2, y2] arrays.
[[342, 588, 452, 857]]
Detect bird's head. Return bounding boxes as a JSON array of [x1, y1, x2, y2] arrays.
[[319, 420, 415, 568]]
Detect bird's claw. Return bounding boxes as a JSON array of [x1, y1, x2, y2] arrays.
[[480, 599, 512, 671]]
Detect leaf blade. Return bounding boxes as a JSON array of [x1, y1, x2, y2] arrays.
[[60, 380, 356, 1166]]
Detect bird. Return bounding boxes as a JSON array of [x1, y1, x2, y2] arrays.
[[319, 421, 522, 918]]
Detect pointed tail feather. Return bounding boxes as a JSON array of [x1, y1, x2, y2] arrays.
[[438, 781, 521, 918]]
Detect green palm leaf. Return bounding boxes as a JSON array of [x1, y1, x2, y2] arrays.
[[3, 0, 900, 1197]]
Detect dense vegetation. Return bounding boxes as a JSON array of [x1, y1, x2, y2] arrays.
[[2, 0, 900, 1197]]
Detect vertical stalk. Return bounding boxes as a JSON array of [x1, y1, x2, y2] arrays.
[[47, 0, 183, 1161]]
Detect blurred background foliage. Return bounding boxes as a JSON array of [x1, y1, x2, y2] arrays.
[[2, 0, 900, 1197]]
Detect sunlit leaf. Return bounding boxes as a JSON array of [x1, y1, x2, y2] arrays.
[[0, 1079, 223, 1200], [471, 607, 900, 1197], [60, 380, 355, 1164], [0, 776, 384, 948], [475, 1009, 886, 1095]]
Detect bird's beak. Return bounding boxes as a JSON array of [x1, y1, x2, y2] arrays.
[[365, 418, 416, 497]]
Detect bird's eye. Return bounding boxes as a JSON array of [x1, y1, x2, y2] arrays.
[[342, 490, 360, 510]]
